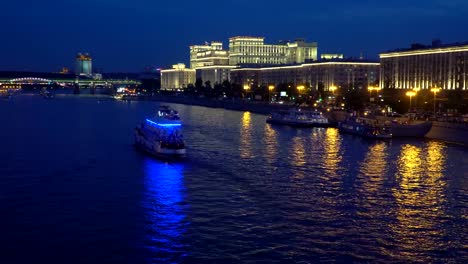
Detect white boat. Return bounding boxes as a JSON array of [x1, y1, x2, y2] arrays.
[[134, 106, 186, 158], [266, 108, 330, 127]]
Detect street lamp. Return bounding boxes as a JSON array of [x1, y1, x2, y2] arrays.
[[329, 85, 337, 94], [268, 85, 274, 102], [243, 84, 250, 100], [431, 87, 440, 116], [406, 91, 416, 110], [368, 85, 381, 102]]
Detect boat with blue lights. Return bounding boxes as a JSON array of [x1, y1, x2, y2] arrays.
[[134, 106, 186, 158]]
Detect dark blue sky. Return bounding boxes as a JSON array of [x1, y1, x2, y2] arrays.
[[1, 0, 467, 72]]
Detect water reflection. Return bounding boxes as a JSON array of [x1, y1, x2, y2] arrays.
[[322, 128, 342, 174], [290, 136, 307, 179], [142, 159, 186, 263], [390, 142, 448, 261], [239, 111, 253, 158], [263, 124, 278, 164], [359, 142, 387, 194]]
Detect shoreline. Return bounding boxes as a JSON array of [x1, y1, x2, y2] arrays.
[[29, 93, 468, 147]]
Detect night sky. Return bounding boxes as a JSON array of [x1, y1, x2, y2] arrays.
[[1, 0, 467, 72]]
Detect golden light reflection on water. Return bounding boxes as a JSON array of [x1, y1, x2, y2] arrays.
[[359, 142, 388, 193], [291, 136, 306, 168], [239, 111, 253, 158], [322, 128, 342, 173], [263, 124, 277, 164], [390, 142, 447, 261]]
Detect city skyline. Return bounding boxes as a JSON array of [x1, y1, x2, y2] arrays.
[[1, 0, 467, 72]]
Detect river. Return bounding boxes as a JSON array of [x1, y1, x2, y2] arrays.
[[0, 95, 467, 263]]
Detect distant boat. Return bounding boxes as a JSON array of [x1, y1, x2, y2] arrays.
[[266, 108, 330, 127], [41, 90, 54, 99], [338, 117, 392, 139]]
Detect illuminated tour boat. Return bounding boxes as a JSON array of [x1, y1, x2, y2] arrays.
[[134, 106, 186, 157]]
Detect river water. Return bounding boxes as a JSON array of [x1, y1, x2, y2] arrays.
[[0, 95, 467, 263]]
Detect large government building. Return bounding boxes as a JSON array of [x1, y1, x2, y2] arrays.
[[380, 41, 468, 90], [228, 36, 317, 66], [161, 35, 380, 91], [231, 60, 379, 91], [189, 42, 229, 69]]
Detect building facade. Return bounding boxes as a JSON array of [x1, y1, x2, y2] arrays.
[[75, 53, 92, 77], [195, 66, 236, 85], [189, 42, 229, 69], [228, 36, 317, 66], [161, 63, 196, 90], [380, 42, 468, 90], [231, 60, 379, 91]]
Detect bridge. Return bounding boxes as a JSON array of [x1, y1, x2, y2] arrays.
[[0, 72, 141, 91]]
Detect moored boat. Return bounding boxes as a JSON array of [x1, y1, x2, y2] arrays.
[[266, 108, 330, 127], [338, 117, 392, 139], [388, 120, 433, 137], [134, 106, 186, 158]]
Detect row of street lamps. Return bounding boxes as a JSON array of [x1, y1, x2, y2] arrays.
[[243, 83, 442, 115], [405, 87, 441, 114]]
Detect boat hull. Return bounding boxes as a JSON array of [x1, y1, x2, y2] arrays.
[[266, 118, 331, 128], [338, 123, 392, 139], [390, 121, 432, 137], [134, 128, 186, 158]]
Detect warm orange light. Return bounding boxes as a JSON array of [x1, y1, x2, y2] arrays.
[[329, 85, 337, 92], [368, 86, 381, 92], [297, 85, 305, 91], [413, 88, 420, 92], [431, 87, 440, 93], [406, 91, 416, 97], [243, 85, 250, 90], [268, 85, 274, 91]]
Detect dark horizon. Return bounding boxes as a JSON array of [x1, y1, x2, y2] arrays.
[[1, 0, 467, 72]]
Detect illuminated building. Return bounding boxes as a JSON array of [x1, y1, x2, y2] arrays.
[[380, 41, 468, 90], [75, 53, 92, 77], [321, 54, 344, 60], [230, 60, 379, 91], [228, 36, 317, 66], [161, 63, 195, 90], [190, 42, 229, 69], [60, 67, 70, 74], [195, 65, 236, 85]]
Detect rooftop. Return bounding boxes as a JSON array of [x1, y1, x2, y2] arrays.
[[382, 41, 468, 54]]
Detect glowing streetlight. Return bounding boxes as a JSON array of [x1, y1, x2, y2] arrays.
[[368, 86, 381, 102], [406, 91, 416, 109], [297, 85, 305, 91], [329, 85, 337, 94], [268, 85, 274, 102], [243, 85, 251, 100], [431, 87, 441, 116]]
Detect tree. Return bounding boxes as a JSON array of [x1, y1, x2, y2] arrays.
[[344, 88, 367, 111], [195, 78, 203, 95]]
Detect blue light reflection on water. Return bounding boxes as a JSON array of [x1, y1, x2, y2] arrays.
[[141, 159, 187, 263]]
